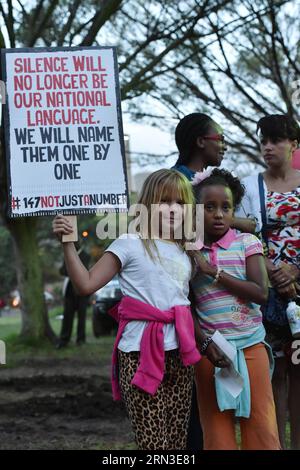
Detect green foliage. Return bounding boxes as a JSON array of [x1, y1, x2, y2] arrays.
[[0, 305, 114, 364]]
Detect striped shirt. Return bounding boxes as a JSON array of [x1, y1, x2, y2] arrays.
[[191, 228, 264, 339]]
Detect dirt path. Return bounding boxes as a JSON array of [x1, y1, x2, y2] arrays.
[[0, 357, 134, 450]]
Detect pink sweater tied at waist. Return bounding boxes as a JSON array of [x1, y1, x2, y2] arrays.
[[109, 296, 201, 401]]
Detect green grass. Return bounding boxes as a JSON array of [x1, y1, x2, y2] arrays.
[[0, 314, 22, 339], [0, 306, 115, 367]]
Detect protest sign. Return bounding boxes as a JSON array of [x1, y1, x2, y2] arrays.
[[1, 46, 129, 217]]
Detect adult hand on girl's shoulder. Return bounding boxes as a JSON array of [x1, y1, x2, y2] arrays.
[[206, 343, 231, 368], [52, 214, 74, 242], [231, 216, 256, 234]]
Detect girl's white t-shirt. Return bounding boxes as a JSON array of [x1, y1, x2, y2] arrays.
[[105, 234, 192, 352]]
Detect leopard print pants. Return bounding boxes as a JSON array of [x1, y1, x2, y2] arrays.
[[118, 349, 194, 450]]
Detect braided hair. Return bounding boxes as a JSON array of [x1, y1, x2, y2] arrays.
[[175, 113, 214, 165], [193, 168, 245, 208]]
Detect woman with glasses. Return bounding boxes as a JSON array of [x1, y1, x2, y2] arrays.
[[173, 113, 256, 235], [173, 113, 226, 179]]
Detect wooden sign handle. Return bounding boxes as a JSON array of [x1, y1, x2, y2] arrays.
[[62, 215, 78, 243]]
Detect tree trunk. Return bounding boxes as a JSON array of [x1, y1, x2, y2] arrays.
[[9, 217, 57, 343], [0, 121, 56, 343]]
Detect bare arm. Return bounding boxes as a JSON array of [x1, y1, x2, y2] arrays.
[[234, 181, 257, 235], [266, 258, 298, 299], [63, 243, 120, 295], [189, 286, 230, 368], [53, 215, 121, 295], [231, 216, 256, 234], [194, 252, 268, 305], [218, 254, 268, 304]]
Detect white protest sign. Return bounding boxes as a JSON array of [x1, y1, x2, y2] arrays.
[[212, 330, 244, 398], [1, 46, 129, 217]]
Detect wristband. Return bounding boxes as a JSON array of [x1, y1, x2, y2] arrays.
[[213, 267, 223, 284], [200, 336, 213, 355]]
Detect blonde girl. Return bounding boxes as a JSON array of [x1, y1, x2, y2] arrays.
[[53, 169, 201, 450]]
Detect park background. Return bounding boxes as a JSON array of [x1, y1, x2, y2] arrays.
[[0, 0, 298, 449]]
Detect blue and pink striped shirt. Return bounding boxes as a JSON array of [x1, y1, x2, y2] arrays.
[[191, 228, 264, 339]]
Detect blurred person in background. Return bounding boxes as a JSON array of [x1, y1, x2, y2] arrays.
[[57, 241, 91, 348]]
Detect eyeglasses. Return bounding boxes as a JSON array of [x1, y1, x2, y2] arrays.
[[202, 134, 225, 143]]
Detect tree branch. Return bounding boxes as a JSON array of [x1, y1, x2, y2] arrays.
[[268, 1, 295, 114], [0, 1, 15, 47], [7, 0, 16, 47], [27, 0, 45, 41], [80, 0, 123, 46], [276, 28, 300, 76], [57, 0, 82, 46], [68, 17, 94, 45], [28, 0, 60, 47], [16, 0, 28, 20], [121, 5, 211, 100]]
